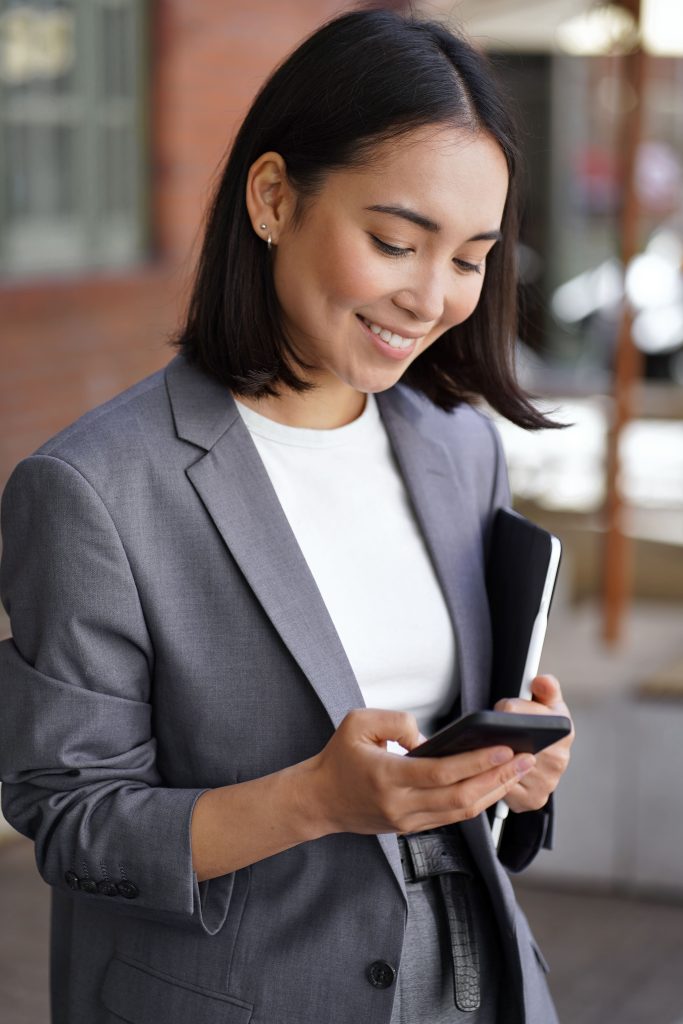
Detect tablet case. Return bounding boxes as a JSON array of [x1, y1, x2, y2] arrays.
[[486, 508, 561, 706]]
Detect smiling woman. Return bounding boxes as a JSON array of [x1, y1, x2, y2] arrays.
[[235, 126, 509, 425], [0, 9, 572, 1024], [178, 11, 555, 430]]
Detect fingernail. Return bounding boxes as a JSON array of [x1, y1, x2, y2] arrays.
[[490, 748, 513, 765], [516, 756, 535, 776]]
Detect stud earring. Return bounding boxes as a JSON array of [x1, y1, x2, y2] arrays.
[[259, 223, 272, 251]]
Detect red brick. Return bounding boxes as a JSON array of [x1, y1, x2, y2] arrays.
[[0, 1, 347, 493]]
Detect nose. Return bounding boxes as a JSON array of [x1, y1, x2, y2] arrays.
[[392, 265, 446, 325]]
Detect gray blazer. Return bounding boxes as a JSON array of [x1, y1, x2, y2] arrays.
[[0, 354, 557, 1024]]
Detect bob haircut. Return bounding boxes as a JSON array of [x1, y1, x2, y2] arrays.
[[176, 8, 552, 429]]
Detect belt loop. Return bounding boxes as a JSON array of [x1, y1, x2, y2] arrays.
[[401, 830, 473, 882]]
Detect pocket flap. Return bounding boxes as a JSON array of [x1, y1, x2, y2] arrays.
[[101, 956, 253, 1023], [531, 938, 551, 975]]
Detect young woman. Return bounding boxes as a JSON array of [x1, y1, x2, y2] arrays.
[[0, 10, 573, 1024]]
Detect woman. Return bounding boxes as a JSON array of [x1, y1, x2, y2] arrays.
[[0, 10, 573, 1024]]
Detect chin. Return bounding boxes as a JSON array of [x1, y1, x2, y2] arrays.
[[357, 363, 414, 395], [341, 372, 399, 397], [339, 359, 408, 396]]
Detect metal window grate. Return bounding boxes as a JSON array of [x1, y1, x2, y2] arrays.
[[0, 0, 148, 278]]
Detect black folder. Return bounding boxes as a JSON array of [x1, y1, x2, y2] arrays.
[[486, 508, 561, 706]]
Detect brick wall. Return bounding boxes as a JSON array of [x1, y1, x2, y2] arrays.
[[0, 0, 345, 492]]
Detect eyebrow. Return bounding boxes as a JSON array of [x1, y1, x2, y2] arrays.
[[365, 204, 502, 243]]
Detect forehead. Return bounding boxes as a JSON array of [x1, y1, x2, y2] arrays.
[[321, 125, 509, 232]]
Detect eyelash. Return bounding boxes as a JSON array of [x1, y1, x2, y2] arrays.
[[369, 235, 482, 274]]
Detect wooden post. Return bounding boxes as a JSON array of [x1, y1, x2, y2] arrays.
[[602, 0, 647, 644]]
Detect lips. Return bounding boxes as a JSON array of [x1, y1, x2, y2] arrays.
[[359, 316, 424, 350]]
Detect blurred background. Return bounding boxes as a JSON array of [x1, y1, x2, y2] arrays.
[[0, 1, 682, 1021]]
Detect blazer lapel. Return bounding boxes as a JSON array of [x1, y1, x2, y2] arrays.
[[166, 355, 365, 730], [376, 388, 492, 716]]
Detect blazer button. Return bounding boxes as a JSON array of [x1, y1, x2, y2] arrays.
[[116, 880, 139, 899], [96, 880, 119, 897], [367, 961, 396, 989], [64, 871, 80, 891], [79, 878, 98, 894]]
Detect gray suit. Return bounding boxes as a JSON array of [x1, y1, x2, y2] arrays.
[[0, 354, 557, 1024]]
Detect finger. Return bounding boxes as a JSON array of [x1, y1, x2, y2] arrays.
[[504, 776, 554, 814], [494, 697, 549, 716], [344, 708, 423, 750], [495, 693, 571, 721], [505, 739, 572, 810], [404, 754, 536, 822], [529, 674, 564, 708], [399, 744, 517, 789]]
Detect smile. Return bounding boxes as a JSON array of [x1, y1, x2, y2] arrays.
[[360, 316, 424, 351]]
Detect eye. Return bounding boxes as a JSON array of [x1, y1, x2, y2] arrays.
[[369, 235, 412, 258], [453, 258, 482, 274]]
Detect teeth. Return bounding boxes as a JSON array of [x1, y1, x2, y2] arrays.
[[363, 318, 416, 350]]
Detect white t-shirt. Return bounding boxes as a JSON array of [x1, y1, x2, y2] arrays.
[[235, 394, 457, 736]]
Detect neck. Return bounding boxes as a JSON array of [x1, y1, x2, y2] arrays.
[[234, 381, 366, 429]]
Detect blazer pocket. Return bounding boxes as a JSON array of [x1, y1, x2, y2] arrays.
[[531, 938, 551, 975], [515, 906, 551, 975], [101, 956, 253, 1024]]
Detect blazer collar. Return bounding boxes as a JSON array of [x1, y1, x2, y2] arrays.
[[166, 354, 492, 893], [166, 353, 241, 449]]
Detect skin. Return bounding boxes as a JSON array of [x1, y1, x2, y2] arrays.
[[190, 126, 574, 882]]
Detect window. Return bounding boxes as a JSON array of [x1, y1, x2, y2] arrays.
[[0, 0, 148, 278]]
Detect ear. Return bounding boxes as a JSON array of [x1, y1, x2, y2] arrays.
[[245, 152, 295, 246]]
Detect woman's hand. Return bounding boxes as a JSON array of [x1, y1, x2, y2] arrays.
[[493, 674, 574, 813], [192, 692, 569, 883], [301, 708, 536, 837]]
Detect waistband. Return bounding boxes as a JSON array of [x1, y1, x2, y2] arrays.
[[397, 827, 475, 884]]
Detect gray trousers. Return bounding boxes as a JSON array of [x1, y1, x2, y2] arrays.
[[390, 835, 505, 1024]]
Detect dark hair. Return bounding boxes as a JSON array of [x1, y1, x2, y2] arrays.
[[176, 8, 552, 429]]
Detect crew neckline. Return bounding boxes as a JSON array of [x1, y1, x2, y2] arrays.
[[234, 394, 379, 448]]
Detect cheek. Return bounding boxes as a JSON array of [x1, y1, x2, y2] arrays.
[[317, 235, 385, 308], [448, 276, 487, 326], [278, 230, 378, 314]]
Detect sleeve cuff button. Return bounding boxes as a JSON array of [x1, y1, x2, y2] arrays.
[[116, 881, 139, 899], [97, 880, 119, 897]]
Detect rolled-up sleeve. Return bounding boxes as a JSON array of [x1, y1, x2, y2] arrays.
[[0, 454, 230, 934]]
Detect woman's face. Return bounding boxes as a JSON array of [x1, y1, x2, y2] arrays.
[[271, 125, 509, 405]]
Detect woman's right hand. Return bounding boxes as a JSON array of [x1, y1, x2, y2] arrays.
[[192, 707, 534, 881], [301, 708, 535, 837]]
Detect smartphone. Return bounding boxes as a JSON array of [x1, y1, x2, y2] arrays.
[[406, 709, 571, 759]]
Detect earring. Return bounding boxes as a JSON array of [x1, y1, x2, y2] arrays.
[[259, 223, 272, 251]]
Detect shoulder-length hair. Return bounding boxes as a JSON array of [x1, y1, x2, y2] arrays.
[[176, 9, 552, 429]]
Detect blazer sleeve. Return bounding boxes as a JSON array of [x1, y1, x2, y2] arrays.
[[482, 419, 555, 874], [0, 454, 232, 935]]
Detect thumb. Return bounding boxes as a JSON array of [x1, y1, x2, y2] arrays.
[[530, 674, 563, 707], [351, 708, 424, 751]]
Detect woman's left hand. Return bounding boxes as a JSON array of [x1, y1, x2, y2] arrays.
[[494, 674, 574, 813]]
